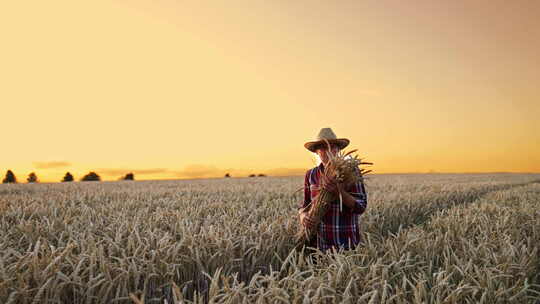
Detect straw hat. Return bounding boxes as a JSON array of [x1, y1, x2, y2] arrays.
[[304, 128, 350, 152]]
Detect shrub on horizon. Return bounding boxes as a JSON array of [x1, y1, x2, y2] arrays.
[[62, 172, 74, 182], [81, 172, 101, 182], [27, 172, 38, 183], [2, 170, 17, 183]]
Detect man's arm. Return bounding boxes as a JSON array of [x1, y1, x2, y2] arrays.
[[298, 170, 312, 225], [298, 170, 312, 210]]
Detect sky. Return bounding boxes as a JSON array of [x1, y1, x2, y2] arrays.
[[1, 0, 539, 182]]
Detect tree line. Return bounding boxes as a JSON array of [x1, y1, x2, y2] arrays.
[[1, 170, 134, 183], [2, 170, 269, 184], [225, 173, 266, 178]]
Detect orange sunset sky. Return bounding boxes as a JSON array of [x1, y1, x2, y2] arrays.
[[1, 1, 539, 182]]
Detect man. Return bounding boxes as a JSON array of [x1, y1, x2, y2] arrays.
[[298, 128, 368, 252]]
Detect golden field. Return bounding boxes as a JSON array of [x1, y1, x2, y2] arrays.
[[1, 173, 539, 303]]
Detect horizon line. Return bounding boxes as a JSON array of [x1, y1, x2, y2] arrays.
[[2, 171, 540, 184]]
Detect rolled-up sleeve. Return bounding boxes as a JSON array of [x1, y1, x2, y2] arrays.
[[348, 180, 367, 215], [298, 170, 312, 211]]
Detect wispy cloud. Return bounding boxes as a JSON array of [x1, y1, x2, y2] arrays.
[[96, 168, 169, 176], [174, 165, 228, 179], [173, 164, 308, 179], [265, 167, 306, 176], [33, 161, 71, 169]]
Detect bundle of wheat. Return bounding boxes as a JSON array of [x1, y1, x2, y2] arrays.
[[296, 139, 373, 248], [295, 187, 336, 249]]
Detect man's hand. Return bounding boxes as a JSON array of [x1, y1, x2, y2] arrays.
[[298, 209, 308, 226], [322, 179, 360, 210], [324, 179, 343, 195], [299, 211, 306, 225]]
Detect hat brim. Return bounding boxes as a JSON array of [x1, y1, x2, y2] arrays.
[[304, 138, 349, 152]]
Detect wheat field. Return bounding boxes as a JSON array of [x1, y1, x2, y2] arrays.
[[1, 173, 539, 303]]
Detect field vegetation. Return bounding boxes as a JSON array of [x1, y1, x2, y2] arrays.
[[1, 173, 539, 303]]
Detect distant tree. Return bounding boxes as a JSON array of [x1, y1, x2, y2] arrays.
[[123, 173, 134, 180], [2, 170, 17, 183], [62, 172, 74, 182], [27, 172, 38, 183], [248, 174, 256, 177], [257, 174, 267, 177], [81, 172, 101, 182], [224, 173, 231, 178]]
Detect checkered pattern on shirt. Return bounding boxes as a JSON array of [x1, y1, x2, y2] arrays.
[[298, 163, 368, 252]]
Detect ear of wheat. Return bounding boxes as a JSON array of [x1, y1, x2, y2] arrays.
[[295, 139, 373, 249]]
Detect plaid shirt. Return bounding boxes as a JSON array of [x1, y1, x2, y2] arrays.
[[298, 163, 368, 252]]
